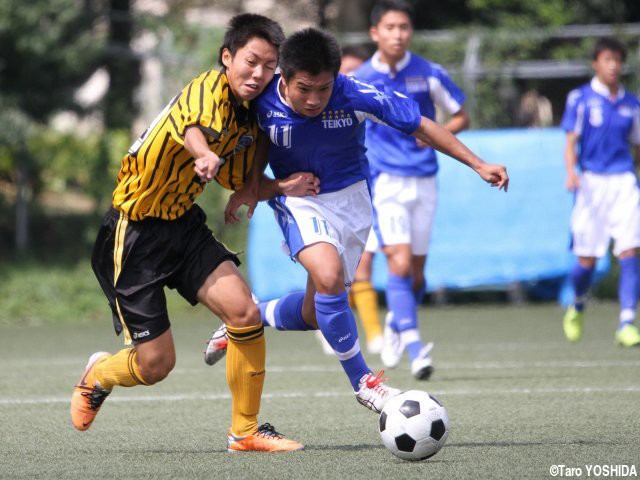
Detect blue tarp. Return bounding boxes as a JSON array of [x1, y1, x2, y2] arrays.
[[247, 127, 608, 302]]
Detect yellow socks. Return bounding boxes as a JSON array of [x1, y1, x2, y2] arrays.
[[351, 281, 383, 342], [226, 323, 266, 437], [94, 348, 149, 390]]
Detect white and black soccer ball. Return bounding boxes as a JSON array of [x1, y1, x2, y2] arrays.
[[379, 390, 449, 461]]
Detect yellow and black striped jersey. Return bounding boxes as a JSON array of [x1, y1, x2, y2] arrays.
[[113, 68, 258, 221]]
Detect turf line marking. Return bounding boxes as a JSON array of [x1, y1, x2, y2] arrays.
[[171, 359, 640, 374], [3, 385, 640, 406]]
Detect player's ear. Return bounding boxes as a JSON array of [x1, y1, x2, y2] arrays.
[[221, 48, 233, 69], [369, 26, 379, 42]]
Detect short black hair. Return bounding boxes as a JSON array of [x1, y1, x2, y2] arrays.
[[592, 37, 627, 62], [341, 43, 374, 62], [217, 13, 285, 66], [279, 28, 342, 80], [370, 0, 414, 27]]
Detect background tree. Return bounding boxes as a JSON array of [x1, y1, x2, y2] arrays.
[[0, 0, 107, 252]]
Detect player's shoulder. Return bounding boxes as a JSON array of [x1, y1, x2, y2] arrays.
[[408, 53, 446, 76], [623, 88, 640, 107], [354, 59, 376, 79], [566, 83, 590, 106]]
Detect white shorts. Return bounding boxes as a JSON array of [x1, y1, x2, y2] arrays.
[[372, 173, 437, 256], [363, 228, 379, 253], [268, 180, 373, 287], [571, 171, 640, 257]]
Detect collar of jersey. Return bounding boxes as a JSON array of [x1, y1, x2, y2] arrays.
[[590, 76, 625, 101], [275, 76, 307, 118], [371, 51, 411, 76]]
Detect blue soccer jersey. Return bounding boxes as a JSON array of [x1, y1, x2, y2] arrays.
[[561, 77, 640, 174], [355, 51, 466, 177], [254, 73, 422, 193]]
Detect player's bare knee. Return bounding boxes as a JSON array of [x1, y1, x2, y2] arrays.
[[138, 354, 175, 384], [227, 302, 261, 328], [313, 270, 343, 294], [389, 259, 411, 277]]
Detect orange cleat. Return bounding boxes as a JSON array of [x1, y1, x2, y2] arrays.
[[227, 423, 304, 452], [70, 352, 112, 431]]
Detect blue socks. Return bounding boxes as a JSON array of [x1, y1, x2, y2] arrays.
[[570, 263, 594, 312], [258, 291, 370, 391], [386, 274, 422, 362], [314, 292, 370, 391], [258, 292, 312, 331], [618, 256, 639, 326]]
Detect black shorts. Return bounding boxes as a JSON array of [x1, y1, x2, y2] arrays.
[[91, 205, 240, 344]]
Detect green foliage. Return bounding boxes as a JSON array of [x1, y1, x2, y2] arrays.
[[0, 0, 107, 120], [23, 129, 127, 203]]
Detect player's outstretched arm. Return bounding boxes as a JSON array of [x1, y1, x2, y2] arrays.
[[412, 116, 509, 192], [258, 173, 320, 200], [224, 172, 320, 224], [187, 127, 223, 183], [224, 134, 271, 224]]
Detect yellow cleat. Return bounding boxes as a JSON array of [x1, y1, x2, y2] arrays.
[[615, 324, 640, 347], [227, 423, 304, 452], [563, 306, 584, 342], [70, 352, 112, 431]]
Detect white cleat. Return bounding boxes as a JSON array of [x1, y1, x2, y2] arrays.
[[367, 335, 384, 354], [380, 313, 403, 368], [204, 324, 228, 366], [204, 293, 259, 366], [315, 330, 334, 355], [410, 342, 434, 380], [355, 371, 401, 413]]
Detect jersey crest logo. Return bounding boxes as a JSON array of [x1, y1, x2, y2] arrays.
[[405, 76, 429, 93], [617, 105, 634, 117], [321, 110, 353, 129]]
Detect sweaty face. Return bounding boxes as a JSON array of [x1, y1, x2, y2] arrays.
[[280, 71, 334, 118], [592, 49, 623, 90], [222, 37, 279, 101], [370, 10, 412, 64]]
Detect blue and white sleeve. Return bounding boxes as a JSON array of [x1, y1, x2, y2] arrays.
[[560, 89, 584, 135], [428, 66, 466, 115], [345, 76, 422, 135]]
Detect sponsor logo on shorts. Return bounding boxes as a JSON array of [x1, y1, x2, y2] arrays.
[[133, 330, 150, 340]]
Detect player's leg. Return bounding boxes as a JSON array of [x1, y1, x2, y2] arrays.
[[564, 173, 607, 342], [350, 234, 383, 353], [408, 253, 434, 380], [384, 243, 423, 366], [611, 172, 640, 347], [72, 208, 169, 431], [197, 260, 303, 451], [563, 256, 596, 342], [297, 241, 400, 412], [615, 250, 640, 346]]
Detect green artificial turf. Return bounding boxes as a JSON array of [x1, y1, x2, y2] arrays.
[[1, 301, 639, 479]]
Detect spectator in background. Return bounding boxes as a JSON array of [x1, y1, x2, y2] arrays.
[[561, 37, 640, 347], [517, 89, 553, 127], [355, 0, 470, 379]]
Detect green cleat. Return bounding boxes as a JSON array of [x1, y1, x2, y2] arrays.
[[615, 323, 640, 347], [563, 306, 583, 342]]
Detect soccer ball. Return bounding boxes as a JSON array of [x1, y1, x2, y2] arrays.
[[379, 390, 449, 461]]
